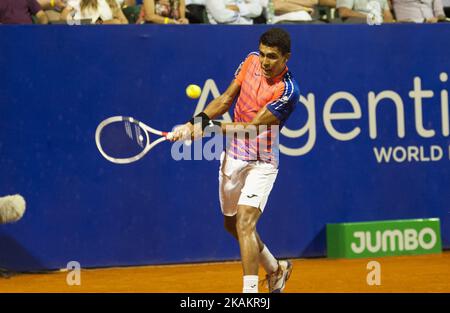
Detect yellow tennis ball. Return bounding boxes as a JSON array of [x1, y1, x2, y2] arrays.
[[186, 84, 201, 99]]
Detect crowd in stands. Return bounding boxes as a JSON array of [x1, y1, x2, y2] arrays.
[[1, 0, 449, 25]]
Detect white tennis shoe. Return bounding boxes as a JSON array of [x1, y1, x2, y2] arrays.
[[265, 260, 293, 293]]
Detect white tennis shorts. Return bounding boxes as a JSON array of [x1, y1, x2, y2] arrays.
[[218, 152, 278, 216]]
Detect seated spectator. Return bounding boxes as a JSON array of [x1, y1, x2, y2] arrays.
[[337, 0, 393, 23], [444, 0, 450, 17], [185, 0, 206, 23], [0, 0, 49, 24], [38, 0, 67, 23], [319, 0, 336, 6], [118, 0, 141, 23], [119, 0, 137, 5], [392, 0, 446, 23], [258, 0, 313, 23], [265, 0, 336, 23], [273, 0, 336, 10], [61, 0, 129, 24], [315, 0, 337, 22], [205, 0, 262, 24], [273, 0, 314, 15], [137, 0, 189, 24]]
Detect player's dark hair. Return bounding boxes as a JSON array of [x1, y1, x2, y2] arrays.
[[259, 28, 291, 55]]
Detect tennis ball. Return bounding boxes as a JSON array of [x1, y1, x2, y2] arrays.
[[186, 84, 201, 99]]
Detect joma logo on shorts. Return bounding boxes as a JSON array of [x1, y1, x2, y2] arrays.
[[351, 228, 437, 254]]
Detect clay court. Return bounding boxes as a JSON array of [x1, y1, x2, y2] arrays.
[[1, 251, 448, 293]]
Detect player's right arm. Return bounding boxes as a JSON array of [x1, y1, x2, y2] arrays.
[[172, 53, 254, 141], [203, 80, 240, 120], [172, 80, 240, 141]]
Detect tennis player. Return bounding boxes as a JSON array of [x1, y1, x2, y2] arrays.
[[173, 28, 300, 293]]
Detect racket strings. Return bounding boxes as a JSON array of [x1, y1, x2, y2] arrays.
[[124, 121, 133, 140], [134, 124, 144, 148], [124, 121, 147, 148], [96, 116, 166, 163]]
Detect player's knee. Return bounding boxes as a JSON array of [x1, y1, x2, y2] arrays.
[[236, 212, 257, 236]]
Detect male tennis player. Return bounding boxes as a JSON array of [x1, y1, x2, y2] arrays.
[[173, 28, 300, 293]]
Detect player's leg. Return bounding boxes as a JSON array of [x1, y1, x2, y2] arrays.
[[237, 162, 292, 293], [224, 215, 263, 249], [224, 215, 277, 274], [235, 204, 261, 293], [219, 154, 290, 292]]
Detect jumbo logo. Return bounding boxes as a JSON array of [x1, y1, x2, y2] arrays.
[[351, 228, 437, 254]]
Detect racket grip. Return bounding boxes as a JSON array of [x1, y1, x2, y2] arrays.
[[165, 132, 174, 141]]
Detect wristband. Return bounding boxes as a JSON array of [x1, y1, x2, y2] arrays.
[[189, 112, 209, 130], [189, 112, 221, 131]]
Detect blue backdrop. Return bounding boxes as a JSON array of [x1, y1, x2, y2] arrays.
[[0, 25, 449, 271]]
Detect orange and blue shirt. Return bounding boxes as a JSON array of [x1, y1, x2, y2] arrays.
[[227, 52, 300, 166]]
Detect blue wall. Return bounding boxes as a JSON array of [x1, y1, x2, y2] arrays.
[[1, 25, 449, 271]]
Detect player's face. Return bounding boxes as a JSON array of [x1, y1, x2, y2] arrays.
[[258, 44, 290, 79]]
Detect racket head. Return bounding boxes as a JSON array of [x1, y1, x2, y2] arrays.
[[95, 116, 166, 164]]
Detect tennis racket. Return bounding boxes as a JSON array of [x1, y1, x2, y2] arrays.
[[95, 116, 174, 164]]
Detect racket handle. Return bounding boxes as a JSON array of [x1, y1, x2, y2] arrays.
[[164, 132, 174, 141]]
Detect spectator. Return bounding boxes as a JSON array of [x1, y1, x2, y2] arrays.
[[255, 0, 313, 24], [205, 0, 262, 24], [443, 0, 450, 17], [392, 0, 446, 23], [38, 0, 67, 23], [119, 0, 137, 5], [262, 0, 336, 23], [0, 0, 49, 24], [61, 0, 129, 24], [38, 0, 67, 10], [137, 0, 189, 24], [319, 0, 336, 6], [271, 0, 336, 10], [336, 0, 394, 23], [185, 0, 206, 23], [268, 0, 315, 23], [273, 0, 314, 15], [119, 0, 142, 23]]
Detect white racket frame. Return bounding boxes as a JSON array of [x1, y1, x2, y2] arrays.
[[95, 116, 173, 164]]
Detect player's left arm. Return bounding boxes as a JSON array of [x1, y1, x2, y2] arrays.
[[220, 106, 280, 131], [218, 77, 298, 136], [217, 84, 298, 137]]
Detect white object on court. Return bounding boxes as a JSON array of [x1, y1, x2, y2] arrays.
[[0, 194, 26, 224]]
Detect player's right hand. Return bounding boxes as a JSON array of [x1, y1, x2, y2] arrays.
[[172, 123, 193, 141]]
